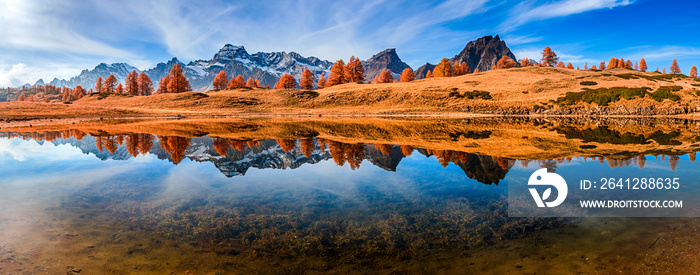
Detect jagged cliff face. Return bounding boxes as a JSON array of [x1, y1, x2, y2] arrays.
[[415, 35, 517, 78], [362, 49, 412, 81], [450, 35, 517, 73]]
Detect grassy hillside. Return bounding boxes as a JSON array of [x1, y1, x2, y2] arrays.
[[1, 67, 700, 128]]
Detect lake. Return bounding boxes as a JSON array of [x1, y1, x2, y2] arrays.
[[1, 117, 699, 273]]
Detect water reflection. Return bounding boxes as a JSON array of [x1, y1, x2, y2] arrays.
[[1, 126, 700, 273], [1, 130, 694, 181]]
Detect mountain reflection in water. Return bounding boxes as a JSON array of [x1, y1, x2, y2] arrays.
[[1, 129, 693, 183]]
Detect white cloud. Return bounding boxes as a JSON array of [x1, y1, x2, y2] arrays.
[[502, 0, 634, 31], [0, 0, 134, 59]]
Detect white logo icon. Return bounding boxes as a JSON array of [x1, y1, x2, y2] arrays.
[[528, 168, 568, 207]]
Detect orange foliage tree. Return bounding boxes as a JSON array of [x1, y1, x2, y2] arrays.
[[496, 56, 518, 69], [639, 58, 647, 72], [434, 58, 453, 77], [116, 83, 124, 94], [327, 60, 346, 86], [425, 70, 433, 78], [540, 47, 558, 67], [166, 64, 191, 93], [599, 62, 606, 70], [275, 73, 297, 89], [400, 68, 414, 82], [300, 68, 314, 89], [94, 76, 103, 93], [317, 72, 326, 89], [228, 74, 245, 88], [670, 59, 681, 74], [453, 61, 463, 76], [344, 56, 364, 83], [103, 74, 118, 93], [138, 72, 153, 96], [125, 70, 139, 95], [377, 69, 393, 83], [690, 66, 698, 78], [157, 75, 170, 94], [213, 71, 228, 90]]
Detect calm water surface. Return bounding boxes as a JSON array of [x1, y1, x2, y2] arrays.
[[0, 124, 699, 274]]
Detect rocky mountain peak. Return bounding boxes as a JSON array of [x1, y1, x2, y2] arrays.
[[362, 48, 411, 81]]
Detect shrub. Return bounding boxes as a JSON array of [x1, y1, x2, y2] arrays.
[[462, 90, 492, 100], [580, 81, 597, 86], [555, 87, 651, 106], [533, 104, 541, 111], [649, 86, 682, 102]]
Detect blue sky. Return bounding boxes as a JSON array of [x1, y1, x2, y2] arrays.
[[1, 0, 698, 87]]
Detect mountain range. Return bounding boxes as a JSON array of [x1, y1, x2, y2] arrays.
[[23, 35, 517, 91]]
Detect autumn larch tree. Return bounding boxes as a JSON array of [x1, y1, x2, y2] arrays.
[[425, 70, 433, 78], [608, 58, 617, 69], [690, 66, 698, 78], [584, 63, 588, 70], [253, 79, 261, 88], [317, 72, 326, 89], [300, 68, 315, 89], [71, 85, 86, 101], [17, 92, 25, 101], [520, 59, 530, 67], [373, 75, 380, 83], [234, 75, 245, 87], [670, 59, 681, 74], [591, 65, 597, 70], [157, 75, 170, 94], [566, 62, 574, 69], [434, 58, 453, 77], [116, 83, 124, 94], [344, 56, 364, 83], [639, 58, 648, 72], [245, 77, 254, 88], [213, 71, 228, 90], [496, 56, 518, 69], [453, 61, 463, 76], [663, 68, 667, 74], [576, 66, 580, 70], [540, 47, 559, 67], [378, 69, 393, 83], [327, 60, 346, 86], [94, 76, 103, 93], [138, 72, 153, 96], [625, 60, 633, 69], [103, 74, 118, 93], [460, 62, 470, 74], [167, 64, 191, 93], [400, 68, 414, 82], [599, 62, 606, 70], [125, 70, 139, 95], [227, 75, 243, 89], [275, 73, 297, 89]]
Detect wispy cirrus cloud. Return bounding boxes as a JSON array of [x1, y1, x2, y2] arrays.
[[501, 0, 634, 32]]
